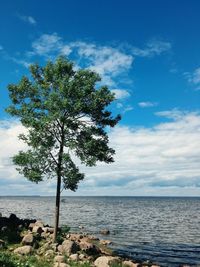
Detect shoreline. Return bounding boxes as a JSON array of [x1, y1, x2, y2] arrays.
[[0, 214, 194, 267], [0, 213, 162, 267]]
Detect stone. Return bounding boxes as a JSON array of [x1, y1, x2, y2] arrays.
[[79, 253, 86, 260], [35, 220, 44, 228], [54, 263, 70, 267], [28, 222, 35, 230], [100, 229, 110, 235], [22, 233, 34, 245], [62, 240, 80, 256], [87, 235, 99, 241], [79, 240, 100, 255], [68, 233, 83, 241], [32, 225, 43, 234], [151, 265, 160, 267], [100, 239, 112, 246], [45, 249, 55, 258], [54, 255, 65, 263], [94, 256, 121, 267], [44, 227, 54, 234], [69, 253, 79, 261], [123, 260, 139, 267], [57, 244, 63, 253], [14, 245, 33, 255]]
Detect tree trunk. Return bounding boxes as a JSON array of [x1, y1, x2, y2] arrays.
[[53, 173, 61, 243], [53, 122, 64, 243]]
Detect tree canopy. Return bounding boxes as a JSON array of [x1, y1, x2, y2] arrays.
[[6, 56, 121, 241]]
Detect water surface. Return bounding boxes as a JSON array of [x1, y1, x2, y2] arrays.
[[0, 196, 200, 266]]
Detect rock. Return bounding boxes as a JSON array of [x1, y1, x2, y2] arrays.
[[69, 253, 79, 261], [0, 239, 5, 248], [87, 235, 99, 241], [28, 222, 35, 230], [54, 263, 70, 267], [32, 225, 43, 234], [79, 253, 86, 260], [9, 213, 18, 221], [62, 240, 80, 256], [100, 240, 112, 246], [43, 227, 54, 234], [123, 261, 139, 267], [57, 244, 63, 253], [35, 220, 44, 228], [100, 229, 110, 235], [68, 233, 84, 241], [45, 249, 55, 258], [79, 240, 100, 255], [94, 256, 121, 267], [54, 255, 65, 263], [14, 245, 33, 255], [151, 265, 160, 267], [22, 233, 34, 245]]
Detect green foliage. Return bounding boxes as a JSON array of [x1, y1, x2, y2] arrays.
[[56, 224, 71, 243], [0, 252, 52, 267], [6, 56, 120, 191]]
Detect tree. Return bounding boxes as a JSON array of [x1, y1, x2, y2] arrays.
[[6, 57, 121, 242]]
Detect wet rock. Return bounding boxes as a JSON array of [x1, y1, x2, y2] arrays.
[[79, 240, 100, 255], [22, 233, 34, 245], [100, 229, 110, 235], [62, 240, 80, 256], [87, 235, 99, 241], [100, 239, 112, 246], [14, 245, 33, 255], [94, 256, 121, 267]]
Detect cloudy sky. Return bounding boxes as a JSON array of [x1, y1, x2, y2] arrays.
[[0, 0, 200, 196]]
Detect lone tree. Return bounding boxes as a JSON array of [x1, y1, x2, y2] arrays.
[[6, 57, 120, 242]]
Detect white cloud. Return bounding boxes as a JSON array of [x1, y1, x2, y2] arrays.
[[131, 39, 171, 57], [111, 89, 131, 99], [1, 110, 200, 196], [187, 67, 200, 91], [30, 35, 134, 86], [32, 33, 62, 56], [138, 101, 157, 108], [17, 14, 36, 25]]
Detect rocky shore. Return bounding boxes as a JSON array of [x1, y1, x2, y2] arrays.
[[0, 214, 188, 267]]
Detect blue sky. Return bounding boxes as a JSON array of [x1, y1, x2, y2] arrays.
[[0, 0, 200, 196]]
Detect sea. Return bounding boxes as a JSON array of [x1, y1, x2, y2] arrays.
[[0, 196, 200, 267]]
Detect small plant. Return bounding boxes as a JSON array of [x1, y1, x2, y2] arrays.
[[56, 225, 71, 243]]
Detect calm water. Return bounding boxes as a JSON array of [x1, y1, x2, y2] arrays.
[[0, 196, 200, 266]]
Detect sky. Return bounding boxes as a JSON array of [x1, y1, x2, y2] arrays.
[[0, 0, 200, 196]]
